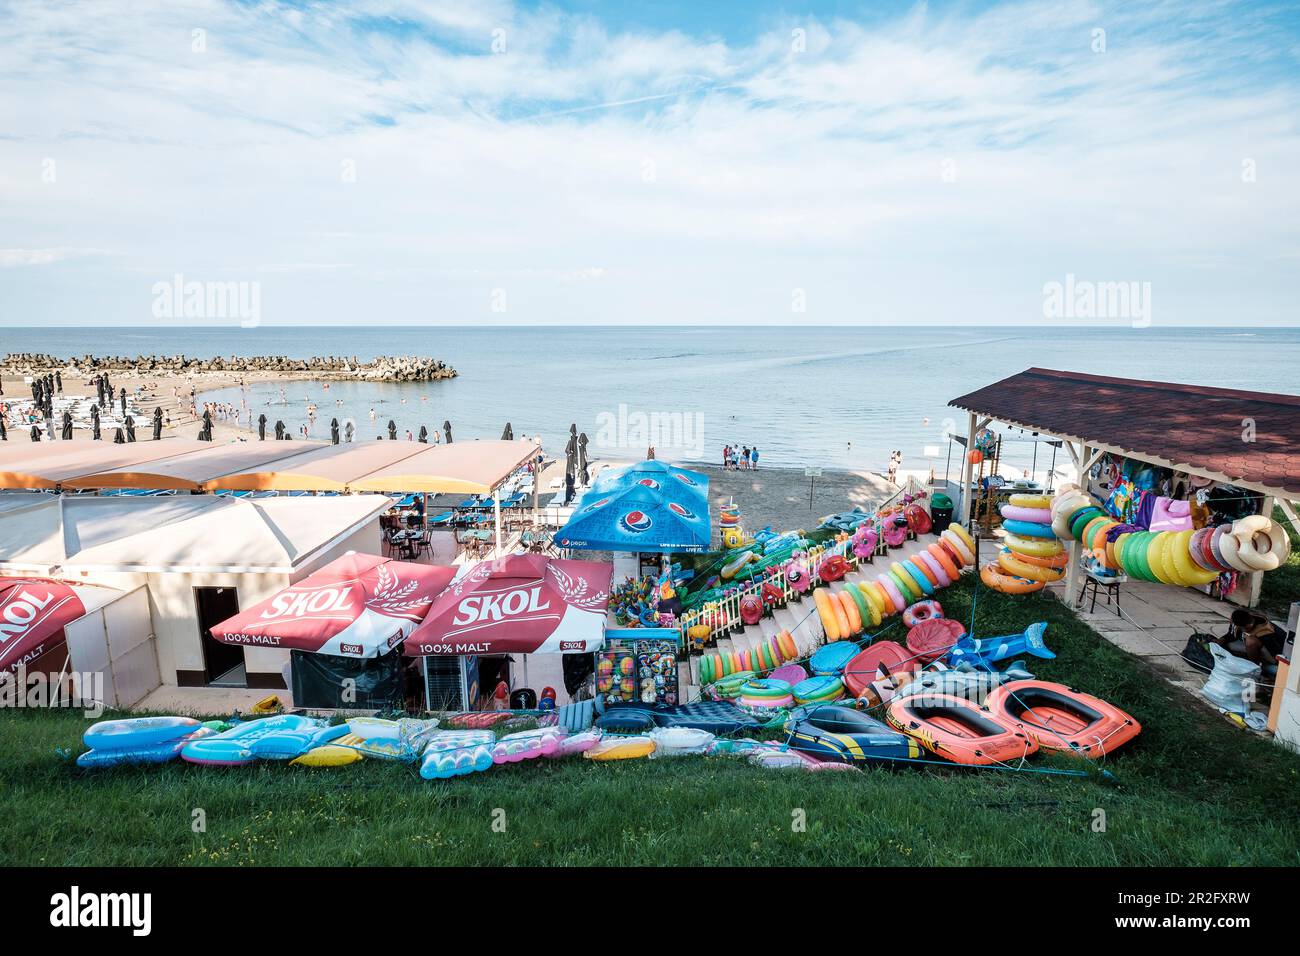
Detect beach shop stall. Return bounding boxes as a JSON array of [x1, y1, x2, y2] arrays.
[[0, 576, 158, 708], [404, 554, 613, 710], [0, 492, 394, 691], [208, 552, 457, 709]]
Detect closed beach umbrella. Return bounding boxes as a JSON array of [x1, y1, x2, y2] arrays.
[[501, 422, 514, 441], [578, 432, 589, 484], [199, 409, 212, 442], [417, 425, 427, 443], [44, 413, 54, 438], [443, 419, 453, 444], [344, 421, 355, 442], [30, 425, 40, 441], [257, 413, 267, 440], [565, 428, 578, 481], [61, 412, 72, 440], [113, 427, 124, 444], [94, 376, 104, 407], [152, 406, 163, 440], [55, 371, 61, 393], [125, 415, 136, 442], [275, 420, 285, 440], [388, 419, 397, 441], [0, 417, 6, 440], [91, 408, 101, 441], [331, 418, 340, 444], [120, 390, 126, 417]]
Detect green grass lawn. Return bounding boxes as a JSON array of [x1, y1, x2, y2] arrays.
[[3, 576, 1299, 866]]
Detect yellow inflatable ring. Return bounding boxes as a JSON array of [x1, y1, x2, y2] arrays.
[[997, 549, 1066, 583], [813, 588, 841, 641], [1145, 533, 1177, 584], [1009, 493, 1053, 509], [947, 523, 976, 553], [940, 529, 975, 566], [889, 562, 923, 601], [1169, 530, 1219, 585], [1003, 532, 1063, 558]]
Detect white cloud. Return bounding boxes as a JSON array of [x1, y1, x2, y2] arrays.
[[0, 0, 1296, 325]]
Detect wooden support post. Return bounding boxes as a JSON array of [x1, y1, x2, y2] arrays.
[[1062, 440, 1089, 607], [494, 495, 503, 558], [959, 412, 977, 526]]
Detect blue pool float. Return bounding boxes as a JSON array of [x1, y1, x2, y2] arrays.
[[77, 726, 215, 769], [809, 640, 859, 676], [182, 714, 322, 766], [250, 721, 351, 760], [83, 716, 201, 751]]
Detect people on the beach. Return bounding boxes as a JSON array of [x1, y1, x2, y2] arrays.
[[888, 449, 902, 485], [751, 447, 759, 470]]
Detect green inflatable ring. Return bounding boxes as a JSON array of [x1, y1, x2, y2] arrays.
[[1129, 532, 1157, 582], [1070, 507, 1103, 541]]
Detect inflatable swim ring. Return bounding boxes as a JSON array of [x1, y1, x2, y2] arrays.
[[980, 562, 1046, 594], [875, 575, 907, 614], [903, 599, 943, 628], [792, 675, 844, 705], [996, 548, 1065, 583], [810, 640, 859, 676], [813, 587, 842, 641], [84, 716, 201, 752]]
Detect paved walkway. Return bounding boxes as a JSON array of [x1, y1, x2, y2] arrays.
[[1045, 576, 1233, 698]]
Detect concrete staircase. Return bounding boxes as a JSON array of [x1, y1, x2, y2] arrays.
[[684, 531, 968, 698]]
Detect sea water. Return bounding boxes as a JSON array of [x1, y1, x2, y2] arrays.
[[5, 325, 1297, 477]]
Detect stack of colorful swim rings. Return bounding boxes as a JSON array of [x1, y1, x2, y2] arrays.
[[812, 523, 976, 641], [697, 629, 799, 686], [980, 493, 1067, 595], [1050, 485, 1292, 585], [735, 677, 796, 714]]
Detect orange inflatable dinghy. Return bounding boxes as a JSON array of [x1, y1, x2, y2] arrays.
[[887, 693, 1038, 766], [984, 680, 1140, 758]]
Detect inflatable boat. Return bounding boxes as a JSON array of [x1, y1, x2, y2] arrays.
[[985, 680, 1140, 757], [785, 705, 922, 764], [886, 694, 1038, 765]]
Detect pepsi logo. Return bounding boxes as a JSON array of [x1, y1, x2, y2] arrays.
[[620, 510, 654, 533], [636, 478, 661, 490], [673, 472, 699, 487], [668, 502, 695, 519], [583, 497, 611, 513]]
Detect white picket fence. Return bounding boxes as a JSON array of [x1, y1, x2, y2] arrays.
[[677, 477, 928, 649]]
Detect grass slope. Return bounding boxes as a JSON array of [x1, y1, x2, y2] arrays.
[[3, 576, 1299, 866]]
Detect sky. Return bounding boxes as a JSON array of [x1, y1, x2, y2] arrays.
[[1, 0, 1298, 327]]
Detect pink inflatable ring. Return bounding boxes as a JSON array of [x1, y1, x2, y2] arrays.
[[903, 599, 944, 628]]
